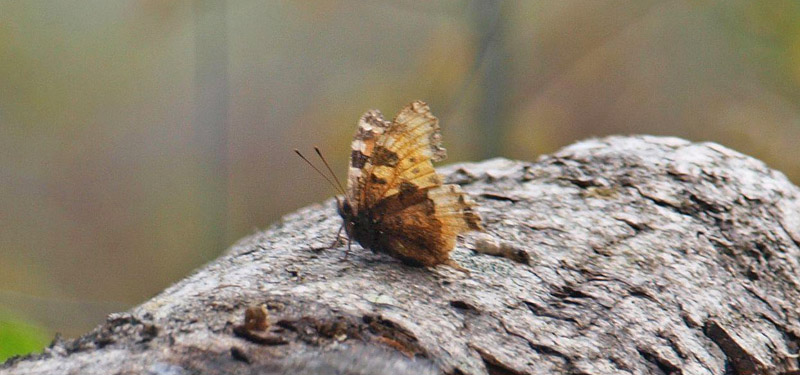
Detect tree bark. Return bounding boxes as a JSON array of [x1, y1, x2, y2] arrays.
[[4, 135, 800, 375]]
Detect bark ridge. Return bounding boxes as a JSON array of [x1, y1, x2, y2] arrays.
[[4, 135, 800, 375]]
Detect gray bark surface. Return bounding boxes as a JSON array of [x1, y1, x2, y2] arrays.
[[4, 135, 800, 375]]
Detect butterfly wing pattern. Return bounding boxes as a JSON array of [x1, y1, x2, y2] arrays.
[[339, 100, 483, 267]]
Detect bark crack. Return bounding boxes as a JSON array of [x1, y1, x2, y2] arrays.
[[704, 319, 768, 375], [636, 345, 683, 375]]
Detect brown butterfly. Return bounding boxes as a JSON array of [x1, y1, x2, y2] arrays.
[[297, 101, 483, 267]]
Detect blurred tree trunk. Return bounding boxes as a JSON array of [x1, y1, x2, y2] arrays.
[[193, 0, 230, 260], [4, 136, 800, 375], [471, 1, 509, 159]]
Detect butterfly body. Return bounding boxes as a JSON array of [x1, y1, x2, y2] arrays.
[[339, 101, 483, 267]]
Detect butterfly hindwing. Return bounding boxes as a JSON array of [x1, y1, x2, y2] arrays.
[[370, 184, 483, 266]]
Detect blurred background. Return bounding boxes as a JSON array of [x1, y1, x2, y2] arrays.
[[2, 0, 800, 360]]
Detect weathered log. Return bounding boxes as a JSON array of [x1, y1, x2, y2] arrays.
[[4, 135, 800, 375]]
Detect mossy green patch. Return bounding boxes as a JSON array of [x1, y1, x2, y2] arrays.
[[0, 311, 49, 362]]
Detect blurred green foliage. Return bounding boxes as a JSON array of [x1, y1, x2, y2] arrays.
[[2, 0, 800, 361], [0, 311, 49, 362]]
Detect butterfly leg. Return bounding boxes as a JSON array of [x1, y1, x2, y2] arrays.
[[344, 237, 352, 260], [328, 224, 344, 249]]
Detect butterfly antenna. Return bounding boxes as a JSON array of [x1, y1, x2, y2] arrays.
[[294, 149, 343, 196], [314, 147, 346, 196]]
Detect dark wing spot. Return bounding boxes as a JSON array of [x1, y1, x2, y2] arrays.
[[422, 197, 436, 215], [466, 214, 483, 230], [463, 209, 483, 230], [411, 167, 420, 174], [369, 174, 387, 185], [372, 146, 399, 167], [399, 181, 418, 194], [351, 150, 368, 169]]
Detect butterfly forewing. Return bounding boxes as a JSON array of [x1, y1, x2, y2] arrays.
[[346, 110, 391, 215]]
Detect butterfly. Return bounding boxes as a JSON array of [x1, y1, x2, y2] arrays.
[[297, 101, 483, 267]]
